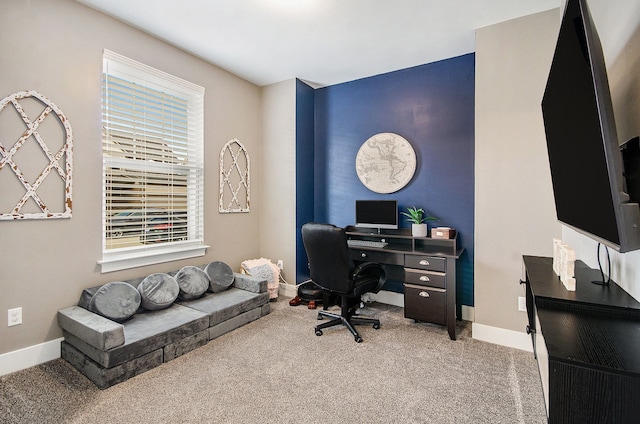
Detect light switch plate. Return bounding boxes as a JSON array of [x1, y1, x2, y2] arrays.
[[8, 307, 22, 326], [518, 297, 527, 312]]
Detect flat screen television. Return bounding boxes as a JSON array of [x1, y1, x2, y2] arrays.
[[541, 0, 640, 252], [355, 200, 398, 231]]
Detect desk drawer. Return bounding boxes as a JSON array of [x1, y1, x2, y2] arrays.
[[405, 255, 446, 272], [404, 284, 446, 325], [405, 269, 445, 289], [350, 249, 404, 266]]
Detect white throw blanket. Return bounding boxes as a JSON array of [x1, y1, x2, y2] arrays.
[[241, 258, 280, 299]]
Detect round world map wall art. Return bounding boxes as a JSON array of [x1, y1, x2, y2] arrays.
[[355, 132, 416, 193]]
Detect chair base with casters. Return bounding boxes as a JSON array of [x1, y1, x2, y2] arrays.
[[301, 222, 387, 343], [314, 296, 380, 343]]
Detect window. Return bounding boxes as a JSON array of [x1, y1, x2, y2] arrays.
[[99, 50, 206, 272]]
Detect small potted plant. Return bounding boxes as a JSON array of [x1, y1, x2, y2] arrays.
[[401, 206, 438, 237]]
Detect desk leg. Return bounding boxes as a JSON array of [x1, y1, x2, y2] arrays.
[[447, 260, 457, 340]]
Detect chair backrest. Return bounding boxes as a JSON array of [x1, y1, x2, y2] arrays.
[[301, 223, 354, 295]]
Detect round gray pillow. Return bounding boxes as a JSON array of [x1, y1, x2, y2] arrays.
[[204, 261, 234, 292], [137, 273, 179, 310], [87, 282, 141, 322], [175, 266, 210, 300]]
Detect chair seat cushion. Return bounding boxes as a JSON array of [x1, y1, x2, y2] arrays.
[[352, 274, 384, 298]]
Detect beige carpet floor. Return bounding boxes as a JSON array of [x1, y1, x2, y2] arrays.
[[1, 299, 547, 423]]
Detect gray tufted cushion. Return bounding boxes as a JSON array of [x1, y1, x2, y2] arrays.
[[137, 273, 180, 310], [175, 266, 210, 300], [86, 282, 141, 322], [204, 261, 235, 292]]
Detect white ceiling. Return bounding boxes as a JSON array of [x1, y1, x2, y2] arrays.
[[77, 0, 561, 87]]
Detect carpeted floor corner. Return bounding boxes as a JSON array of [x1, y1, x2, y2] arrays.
[[1, 299, 547, 423]]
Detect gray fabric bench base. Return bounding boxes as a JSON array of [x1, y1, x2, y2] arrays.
[[62, 341, 163, 389], [59, 273, 270, 389], [61, 305, 269, 389], [62, 328, 210, 389], [62, 304, 209, 368], [209, 304, 270, 339], [164, 329, 210, 362], [178, 288, 270, 327]]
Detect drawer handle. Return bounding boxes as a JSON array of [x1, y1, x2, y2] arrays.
[[419, 260, 430, 266], [419, 291, 430, 298], [419, 276, 430, 282], [361, 253, 367, 258]]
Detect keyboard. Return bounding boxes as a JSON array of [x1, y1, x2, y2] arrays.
[[347, 239, 388, 248]]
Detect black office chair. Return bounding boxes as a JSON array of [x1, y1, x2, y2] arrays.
[[301, 222, 386, 343]]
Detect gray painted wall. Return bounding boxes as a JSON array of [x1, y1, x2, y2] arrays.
[[2, 0, 639, 363], [0, 0, 262, 355], [259, 80, 297, 285], [475, 9, 561, 335], [475, 0, 640, 345]]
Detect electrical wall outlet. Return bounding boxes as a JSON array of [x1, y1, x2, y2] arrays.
[[8, 307, 22, 326], [277, 260, 284, 270], [518, 296, 527, 312]]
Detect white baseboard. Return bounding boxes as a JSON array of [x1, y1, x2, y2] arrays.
[[373, 293, 477, 322], [281, 287, 478, 323], [254, 281, 528, 353], [366, 290, 404, 307], [0, 311, 526, 376], [278, 285, 406, 307], [372, 293, 477, 321], [0, 337, 63, 377], [278, 282, 298, 298], [461, 305, 474, 321], [472, 322, 533, 352]]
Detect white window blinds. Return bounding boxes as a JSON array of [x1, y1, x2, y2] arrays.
[[100, 50, 205, 272]]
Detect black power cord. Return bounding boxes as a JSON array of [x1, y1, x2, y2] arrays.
[[591, 243, 611, 286]]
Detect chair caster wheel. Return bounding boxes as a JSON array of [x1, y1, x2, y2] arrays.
[[315, 329, 323, 336], [373, 323, 380, 330], [355, 336, 363, 343]]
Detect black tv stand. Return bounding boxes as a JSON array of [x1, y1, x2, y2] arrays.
[[522, 255, 640, 423]]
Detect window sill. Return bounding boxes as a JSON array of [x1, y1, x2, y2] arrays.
[[98, 243, 209, 273]]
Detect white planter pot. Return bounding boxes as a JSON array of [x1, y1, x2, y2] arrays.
[[412, 223, 428, 237]]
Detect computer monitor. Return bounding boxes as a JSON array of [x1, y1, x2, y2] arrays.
[[355, 200, 398, 231]]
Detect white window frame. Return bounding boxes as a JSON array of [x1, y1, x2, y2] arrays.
[[98, 50, 207, 273]]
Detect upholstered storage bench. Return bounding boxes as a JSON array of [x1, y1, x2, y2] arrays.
[[58, 266, 270, 389]]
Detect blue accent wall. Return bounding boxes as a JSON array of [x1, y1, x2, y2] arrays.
[[295, 79, 315, 283], [311, 54, 475, 307]]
